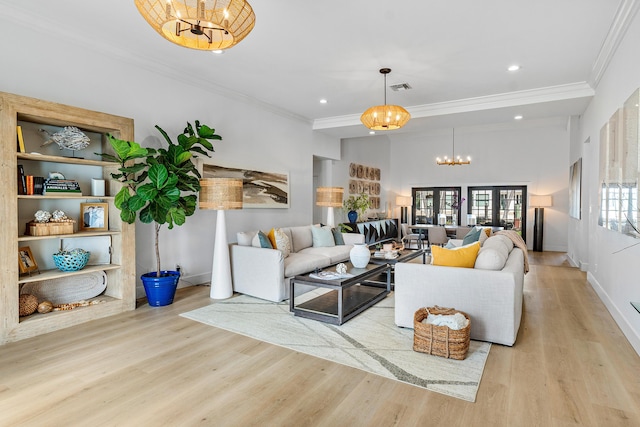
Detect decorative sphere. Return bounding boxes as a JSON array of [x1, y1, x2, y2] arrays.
[[52, 210, 67, 221], [19, 294, 39, 316], [34, 210, 52, 223], [37, 301, 54, 314], [336, 263, 347, 274]]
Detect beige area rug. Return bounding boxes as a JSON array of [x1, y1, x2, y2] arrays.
[[180, 291, 490, 402]]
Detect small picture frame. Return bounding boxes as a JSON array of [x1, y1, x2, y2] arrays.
[[80, 202, 109, 231], [18, 246, 39, 275]]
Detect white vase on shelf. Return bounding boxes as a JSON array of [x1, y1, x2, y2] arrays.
[[350, 243, 370, 268]]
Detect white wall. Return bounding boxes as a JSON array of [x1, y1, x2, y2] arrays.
[[0, 12, 340, 296], [575, 9, 640, 354], [333, 135, 393, 224], [340, 121, 570, 251]]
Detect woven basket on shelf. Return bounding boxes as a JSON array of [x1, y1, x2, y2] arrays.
[[413, 306, 471, 360]]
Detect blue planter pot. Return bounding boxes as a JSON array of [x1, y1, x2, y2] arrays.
[[348, 210, 358, 223], [141, 270, 180, 307]]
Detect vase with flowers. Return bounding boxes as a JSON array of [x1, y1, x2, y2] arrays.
[[343, 193, 371, 223]]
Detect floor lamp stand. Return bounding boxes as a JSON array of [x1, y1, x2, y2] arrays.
[[533, 207, 545, 252], [211, 209, 233, 299]]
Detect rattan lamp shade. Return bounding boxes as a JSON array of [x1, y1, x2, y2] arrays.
[[316, 187, 344, 207], [199, 178, 243, 210], [360, 105, 411, 131], [134, 0, 255, 51]]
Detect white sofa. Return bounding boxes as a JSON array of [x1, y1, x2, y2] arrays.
[[394, 234, 525, 346], [230, 225, 365, 302]]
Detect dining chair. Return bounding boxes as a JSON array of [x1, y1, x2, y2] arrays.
[[428, 226, 449, 247], [401, 224, 423, 249]]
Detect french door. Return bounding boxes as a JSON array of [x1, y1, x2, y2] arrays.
[[468, 186, 526, 238], [412, 187, 461, 225]]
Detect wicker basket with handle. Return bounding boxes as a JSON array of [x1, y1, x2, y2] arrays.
[[413, 306, 471, 360]]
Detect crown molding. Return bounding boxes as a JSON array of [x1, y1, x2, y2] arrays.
[[590, 0, 640, 87], [313, 83, 594, 130]]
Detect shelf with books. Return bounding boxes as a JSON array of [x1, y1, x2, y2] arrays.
[[1, 91, 136, 345]]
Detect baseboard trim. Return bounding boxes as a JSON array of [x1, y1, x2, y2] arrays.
[[587, 272, 640, 356]]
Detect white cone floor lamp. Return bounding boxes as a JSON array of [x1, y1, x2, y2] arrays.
[[199, 178, 243, 299]]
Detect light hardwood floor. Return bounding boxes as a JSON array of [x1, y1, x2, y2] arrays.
[[1, 252, 639, 426]]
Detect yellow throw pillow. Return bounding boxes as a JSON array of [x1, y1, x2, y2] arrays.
[[431, 242, 480, 268], [267, 228, 278, 249]]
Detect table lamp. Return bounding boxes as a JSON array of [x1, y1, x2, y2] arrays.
[[199, 178, 243, 299], [316, 187, 343, 227]]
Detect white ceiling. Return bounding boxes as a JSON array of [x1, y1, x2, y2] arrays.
[[6, 0, 636, 138]]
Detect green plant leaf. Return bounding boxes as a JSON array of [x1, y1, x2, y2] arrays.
[[114, 187, 131, 210], [120, 208, 137, 224], [148, 163, 169, 188], [168, 206, 187, 227], [154, 125, 173, 146], [137, 183, 159, 201], [127, 194, 146, 212], [139, 205, 155, 224]]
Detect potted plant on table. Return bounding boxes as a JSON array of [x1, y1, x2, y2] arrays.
[[100, 121, 220, 306], [343, 193, 371, 223]]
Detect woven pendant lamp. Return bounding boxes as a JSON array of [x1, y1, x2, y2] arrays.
[[134, 0, 255, 51], [361, 68, 411, 131]]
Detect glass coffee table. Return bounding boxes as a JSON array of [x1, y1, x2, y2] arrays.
[[289, 261, 390, 325]]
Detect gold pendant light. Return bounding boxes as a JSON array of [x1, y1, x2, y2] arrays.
[[436, 129, 471, 166], [134, 0, 255, 51], [361, 68, 411, 131]]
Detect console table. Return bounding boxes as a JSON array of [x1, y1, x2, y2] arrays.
[[341, 218, 399, 245]]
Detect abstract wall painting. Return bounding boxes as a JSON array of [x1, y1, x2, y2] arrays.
[[203, 164, 289, 208]]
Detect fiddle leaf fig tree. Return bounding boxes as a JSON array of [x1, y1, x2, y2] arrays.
[[100, 120, 221, 277]]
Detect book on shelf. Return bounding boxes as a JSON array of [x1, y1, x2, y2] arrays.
[[17, 164, 26, 195], [24, 176, 45, 195], [43, 178, 81, 195], [16, 125, 25, 153], [26, 175, 33, 195]]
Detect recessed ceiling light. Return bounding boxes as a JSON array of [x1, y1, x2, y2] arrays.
[[507, 65, 521, 72], [514, 115, 523, 120], [211, 50, 224, 55], [369, 131, 375, 135], [319, 99, 327, 104]]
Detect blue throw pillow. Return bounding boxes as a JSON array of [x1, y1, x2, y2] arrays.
[[257, 230, 273, 249], [462, 227, 482, 245], [332, 228, 345, 245]]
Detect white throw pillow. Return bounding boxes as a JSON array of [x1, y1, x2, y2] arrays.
[[237, 231, 257, 246], [273, 228, 291, 257], [474, 247, 508, 270], [311, 225, 336, 247]]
